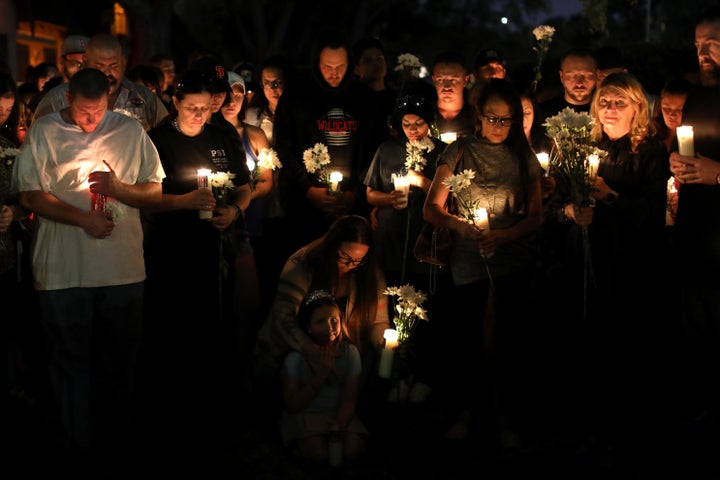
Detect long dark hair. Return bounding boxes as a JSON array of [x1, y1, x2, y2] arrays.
[[476, 78, 534, 191], [304, 215, 378, 334], [249, 54, 296, 116]]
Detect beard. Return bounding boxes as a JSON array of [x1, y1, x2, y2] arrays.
[[699, 65, 720, 87]]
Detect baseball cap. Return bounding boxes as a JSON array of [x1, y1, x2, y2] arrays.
[[475, 48, 505, 70], [61, 34, 90, 57], [227, 71, 246, 94], [189, 56, 231, 95]]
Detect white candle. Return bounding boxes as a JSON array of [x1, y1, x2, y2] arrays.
[[440, 132, 457, 143], [197, 169, 213, 220], [392, 173, 411, 209], [329, 171, 343, 192], [537, 152, 550, 176], [378, 329, 398, 378], [473, 207, 490, 231], [676, 125, 695, 157], [587, 154, 599, 179]]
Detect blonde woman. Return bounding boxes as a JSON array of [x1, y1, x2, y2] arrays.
[[556, 71, 670, 450]]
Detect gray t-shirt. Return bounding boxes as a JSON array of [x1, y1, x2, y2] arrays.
[[440, 136, 542, 285]]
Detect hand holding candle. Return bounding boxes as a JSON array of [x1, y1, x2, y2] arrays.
[[587, 154, 599, 179], [440, 132, 457, 143], [89, 160, 114, 213], [329, 171, 343, 193], [537, 152, 550, 177], [197, 168, 213, 220], [391, 173, 411, 209], [378, 328, 398, 378], [676, 125, 695, 157]]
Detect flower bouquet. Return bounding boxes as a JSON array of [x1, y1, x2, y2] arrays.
[[248, 147, 282, 190], [394, 53, 424, 79], [531, 24, 555, 94], [303, 142, 341, 196], [442, 169, 486, 225], [208, 171, 236, 208], [405, 137, 434, 173], [543, 107, 605, 318], [384, 284, 428, 345]]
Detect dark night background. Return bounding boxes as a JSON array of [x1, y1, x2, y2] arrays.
[[10, 0, 708, 94]]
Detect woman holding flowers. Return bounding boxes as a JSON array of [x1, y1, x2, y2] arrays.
[[552, 72, 670, 451], [364, 94, 447, 391], [139, 69, 251, 464], [423, 78, 543, 443], [221, 71, 282, 356]]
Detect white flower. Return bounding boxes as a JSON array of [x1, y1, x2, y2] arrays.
[[302, 143, 330, 174], [105, 201, 123, 222], [394, 53, 424, 78], [442, 169, 486, 224], [209, 171, 236, 189], [208, 171, 236, 205], [257, 147, 282, 171], [442, 169, 475, 192], [405, 137, 434, 172], [384, 284, 428, 345], [532, 25, 556, 41], [530, 24, 556, 94]]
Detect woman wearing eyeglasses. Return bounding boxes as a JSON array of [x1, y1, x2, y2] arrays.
[[424, 78, 543, 445], [254, 215, 389, 420]]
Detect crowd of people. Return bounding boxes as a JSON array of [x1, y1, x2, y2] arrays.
[[3, 7, 719, 477]]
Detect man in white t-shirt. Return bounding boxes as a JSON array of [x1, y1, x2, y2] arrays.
[[11, 68, 165, 474]]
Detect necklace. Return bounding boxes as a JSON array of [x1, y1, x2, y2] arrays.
[[172, 117, 203, 136]]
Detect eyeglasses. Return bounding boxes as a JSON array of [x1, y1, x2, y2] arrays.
[[482, 114, 513, 128], [597, 98, 630, 110], [337, 249, 366, 267], [262, 80, 284, 90]]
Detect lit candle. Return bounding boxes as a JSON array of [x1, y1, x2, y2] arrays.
[[440, 132, 457, 143], [473, 207, 490, 231], [197, 168, 213, 220], [392, 173, 411, 209], [378, 328, 398, 378], [329, 171, 343, 192], [676, 125, 695, 157], [537, 152, 550, 176], [587, 154, 599, 179]]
